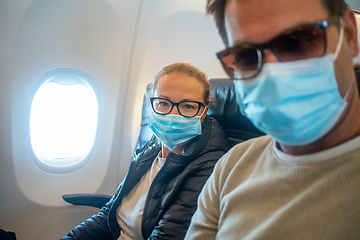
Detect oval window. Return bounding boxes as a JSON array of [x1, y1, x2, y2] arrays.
[[30, 68, 98, 173]]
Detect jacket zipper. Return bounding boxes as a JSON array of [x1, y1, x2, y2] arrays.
[[141, 154, 170, 239]]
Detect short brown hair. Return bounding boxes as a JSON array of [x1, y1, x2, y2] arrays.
[[206, 0, 349, 47], [151, 62, 211, 104]]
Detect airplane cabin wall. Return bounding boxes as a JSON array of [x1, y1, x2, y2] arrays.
[[0, 0, 226, 239]]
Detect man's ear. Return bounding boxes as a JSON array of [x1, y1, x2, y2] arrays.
[[342, 8, 359, 58]]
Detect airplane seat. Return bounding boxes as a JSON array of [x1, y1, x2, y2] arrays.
[[134, 83, 154, 151], [207, 78, 264, 145], [0, 229, 16, 240], [63, 71, 360, 208], [355, 69, 360, 95]]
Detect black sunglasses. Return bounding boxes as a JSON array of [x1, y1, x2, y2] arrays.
[[216, 15, 340, 80]]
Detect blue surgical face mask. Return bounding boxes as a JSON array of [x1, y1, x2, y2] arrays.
[[234, 22, 349, 146], [148, 110, 205, 151]]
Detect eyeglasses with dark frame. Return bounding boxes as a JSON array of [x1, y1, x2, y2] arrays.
[[150, 97, 206, 117], [216, 15, 340, 80]]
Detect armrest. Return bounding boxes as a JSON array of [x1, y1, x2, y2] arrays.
[[62, 194, 111, 209]]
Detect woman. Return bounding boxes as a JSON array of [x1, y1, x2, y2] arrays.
[[62, 62, 230, 240]]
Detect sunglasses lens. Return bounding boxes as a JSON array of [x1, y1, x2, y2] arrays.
[[219, 46, 260, 79], [274, 24, 326, 61], [217, 21, 329, 80]]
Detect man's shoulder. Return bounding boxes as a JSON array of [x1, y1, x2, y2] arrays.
[[230, 135, 272, 154], [210, 135, 274, 191], [215, 135, 273, 172]]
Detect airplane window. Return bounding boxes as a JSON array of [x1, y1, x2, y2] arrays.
[[30, 68, 98, 173]]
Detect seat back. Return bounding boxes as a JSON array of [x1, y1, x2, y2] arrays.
[[135, 84, 154, 150], [207, 78, 264, 146], [355, 70, 360, 95]]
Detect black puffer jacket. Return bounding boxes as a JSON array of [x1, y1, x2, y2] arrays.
[[62, 116, 230, 240]]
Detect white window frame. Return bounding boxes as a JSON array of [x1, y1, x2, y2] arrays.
[[29, 67, 99, 173]]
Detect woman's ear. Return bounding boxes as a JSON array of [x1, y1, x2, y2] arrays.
[[342, 9, 359, 58]]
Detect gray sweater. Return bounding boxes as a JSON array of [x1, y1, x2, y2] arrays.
[[186, 135, 360, 240]]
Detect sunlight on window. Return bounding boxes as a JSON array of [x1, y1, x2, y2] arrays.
[[30, 77, 98, 164]]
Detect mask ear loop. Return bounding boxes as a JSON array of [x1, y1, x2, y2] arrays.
[[343, 81, 352, 101], [199, 105, 208, 118], [333, 18, 344, 61], [331, 18, 352, 102]]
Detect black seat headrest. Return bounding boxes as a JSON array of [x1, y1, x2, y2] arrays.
[[208, 78, 264, 146], [355, 70, 360, 94]]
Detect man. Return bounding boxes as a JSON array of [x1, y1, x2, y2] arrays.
[[185, 0, 360, 239]]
